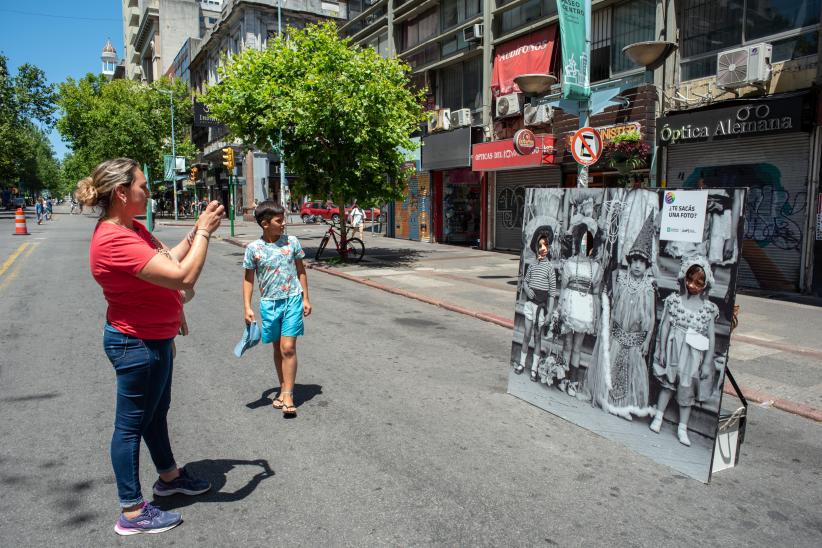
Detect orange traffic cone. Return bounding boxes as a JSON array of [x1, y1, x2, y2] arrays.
[[13, 207, 30, 236]]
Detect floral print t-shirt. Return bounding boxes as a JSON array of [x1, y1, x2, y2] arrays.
[[243, 235, 305, 300]]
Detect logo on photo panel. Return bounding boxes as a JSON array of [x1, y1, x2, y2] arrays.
[[664, 192, 676, 204]]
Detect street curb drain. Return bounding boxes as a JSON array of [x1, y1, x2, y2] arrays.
[[220, 236, 822, 423]]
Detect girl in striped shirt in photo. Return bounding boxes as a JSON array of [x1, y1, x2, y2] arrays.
[[515, 226, 558, 381]]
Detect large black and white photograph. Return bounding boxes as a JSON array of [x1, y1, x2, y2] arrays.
[[508, 187, 746, 483]]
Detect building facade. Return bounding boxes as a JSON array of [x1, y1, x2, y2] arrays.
[[188, 0, 346, 217], [122, 0, 224, 82], [346, 0, 822, 294]]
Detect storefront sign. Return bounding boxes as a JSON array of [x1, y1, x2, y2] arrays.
[[513, 129, 537, 155], [472, 134, 556, 171], [421, 127, 472, 171], [557, 0, 590, 100], [659, 190, 708, 243], [657, 96, 805, 145], [491, 27, 557, 97]]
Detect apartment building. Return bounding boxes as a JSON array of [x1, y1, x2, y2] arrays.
[[121, 0, 224, 82], [188, 0, 346, 214], [345, 0, 822, 294]]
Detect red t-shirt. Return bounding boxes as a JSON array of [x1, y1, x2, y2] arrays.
[[90, 220, 182, 339]]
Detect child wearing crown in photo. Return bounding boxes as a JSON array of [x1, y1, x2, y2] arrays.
[[649, 255, 718, 446]]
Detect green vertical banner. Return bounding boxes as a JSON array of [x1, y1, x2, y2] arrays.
[[163, 154, 175, 181], [557, 0, 591, 100]]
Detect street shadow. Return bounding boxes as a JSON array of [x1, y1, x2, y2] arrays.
[[151, 458, 275, 511], [245, 383, 323, 409], [1, 392, 61, 403]]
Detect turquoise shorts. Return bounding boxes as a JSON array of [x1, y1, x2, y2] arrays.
[[259, 294, 304, 343]]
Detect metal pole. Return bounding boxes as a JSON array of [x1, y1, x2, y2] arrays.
[[144, 163, 153, 232], [577, 105, 590, 188], [278, 0, 288, 211], [229, 173, 235, 237], [170, 91, 178, 221]]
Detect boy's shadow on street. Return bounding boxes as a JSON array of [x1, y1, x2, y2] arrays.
[[245, 383, 323, 410], [152, 458, 274, 511]]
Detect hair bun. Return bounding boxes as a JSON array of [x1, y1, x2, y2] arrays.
[[75, 176, 98, 206]]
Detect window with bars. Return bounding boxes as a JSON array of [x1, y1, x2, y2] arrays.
[[588, 1, 656, 83], [499, 0, 556, 35], [680, 0, 821, 80]]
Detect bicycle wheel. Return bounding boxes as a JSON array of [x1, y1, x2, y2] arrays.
[[342, 237, 364, 263], [315, 235, 329, 261]]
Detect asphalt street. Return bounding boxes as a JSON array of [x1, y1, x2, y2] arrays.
[[1, 211, 821, 547]]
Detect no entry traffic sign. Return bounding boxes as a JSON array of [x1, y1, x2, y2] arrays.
[[570, 127, 602, 166]]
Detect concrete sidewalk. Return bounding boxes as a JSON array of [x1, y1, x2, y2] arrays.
[[170, 218, 822, 422]]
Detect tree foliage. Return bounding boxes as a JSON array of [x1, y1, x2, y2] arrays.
[[0, 55, 58, 191], [203, 22, 424, 216], [57, 75, 196, 186]]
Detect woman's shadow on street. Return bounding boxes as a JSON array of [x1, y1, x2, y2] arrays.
[[245, 383, 323, 411], [151, 458, 274, 510]]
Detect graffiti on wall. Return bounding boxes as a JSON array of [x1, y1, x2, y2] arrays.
[[496, 186, 527, 230], [679, 163, 805, 289], [394, 172, 431, 242]]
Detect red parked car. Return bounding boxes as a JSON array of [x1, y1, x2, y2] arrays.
[[300, 201, 382, 223]]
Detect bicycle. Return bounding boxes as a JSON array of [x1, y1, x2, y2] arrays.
[[315, 219, 364, 263]]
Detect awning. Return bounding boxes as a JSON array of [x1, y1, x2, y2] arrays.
[[491, 26, 558, 98]]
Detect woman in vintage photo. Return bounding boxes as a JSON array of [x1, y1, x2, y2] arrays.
[[650, 255, 718, 446], [514, 226, 558, 380], [589, 213, 656, 420], [557, 219, 601, 398]]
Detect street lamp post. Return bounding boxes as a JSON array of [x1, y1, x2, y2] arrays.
[[159, 89, 178, 221]]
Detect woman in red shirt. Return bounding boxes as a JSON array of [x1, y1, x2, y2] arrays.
[[77, 158, 224, 536]]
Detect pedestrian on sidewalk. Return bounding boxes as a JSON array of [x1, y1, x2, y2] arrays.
[[78, 157, 225, 536], [242, 200, 312, 417], [348, 201, 365, 240]]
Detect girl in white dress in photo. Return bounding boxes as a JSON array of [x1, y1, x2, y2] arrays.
[[650, 255, 718, 446]]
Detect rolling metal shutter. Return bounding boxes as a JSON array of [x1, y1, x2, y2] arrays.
[[494, 167, 561, 250], [665, 133, 810, 291]]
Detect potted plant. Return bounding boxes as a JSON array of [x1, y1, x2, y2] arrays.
[[604, 129, 651, 186]]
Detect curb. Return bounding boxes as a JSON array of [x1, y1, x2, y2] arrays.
[[220, 236, 822, 423]]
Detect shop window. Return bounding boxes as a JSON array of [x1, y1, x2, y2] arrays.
[[680, 0, 820, 80]]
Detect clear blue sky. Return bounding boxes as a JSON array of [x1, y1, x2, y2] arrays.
[[0, 1, 123, 159]]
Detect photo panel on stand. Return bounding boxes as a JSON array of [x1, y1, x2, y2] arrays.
[[507, 187, 747, 483]]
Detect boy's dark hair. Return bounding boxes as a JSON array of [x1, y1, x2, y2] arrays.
[[254, 200, 285, 226]]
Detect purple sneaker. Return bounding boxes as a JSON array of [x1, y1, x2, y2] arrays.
[[152, 467, 211, 497], [114, 503, 182, 536]]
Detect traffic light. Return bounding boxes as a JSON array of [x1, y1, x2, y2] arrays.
[[189, 166, 199, 183], [222, 147, 235, 170]]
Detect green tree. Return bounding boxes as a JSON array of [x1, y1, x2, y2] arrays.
[[203, 22, 423, 238], [57, 75, 195, 189], [0, 55, 58, 190]]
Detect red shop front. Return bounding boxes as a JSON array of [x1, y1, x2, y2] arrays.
[[472, 131, 561, 250]]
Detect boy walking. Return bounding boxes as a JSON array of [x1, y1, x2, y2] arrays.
[[242, 201, 312, 416]]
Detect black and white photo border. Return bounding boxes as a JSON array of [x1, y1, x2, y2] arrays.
[[507, 187, 746, 483]]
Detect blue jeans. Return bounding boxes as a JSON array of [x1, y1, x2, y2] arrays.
[[103, 324, 177, 507]]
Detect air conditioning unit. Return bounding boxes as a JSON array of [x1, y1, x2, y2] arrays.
[[450, 108, 472, 128], [463, 23, 483, 43], [716, 43, 772, 89], [427, 108, 452, 133], [495, 93, 522, 118], [523, 103, 553, 126]]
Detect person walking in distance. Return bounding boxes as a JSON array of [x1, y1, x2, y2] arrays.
[[77, 158, 225, 536], [348, 201, 365, 240], [35, 197, 44, 224], [242, 200, 312, 416]]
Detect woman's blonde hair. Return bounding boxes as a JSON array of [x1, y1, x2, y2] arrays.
[[75, 158, 140, 216]]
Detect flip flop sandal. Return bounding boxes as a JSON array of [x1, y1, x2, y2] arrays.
[[271, 397, 284, 410], [282, 404, 297, 416]]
